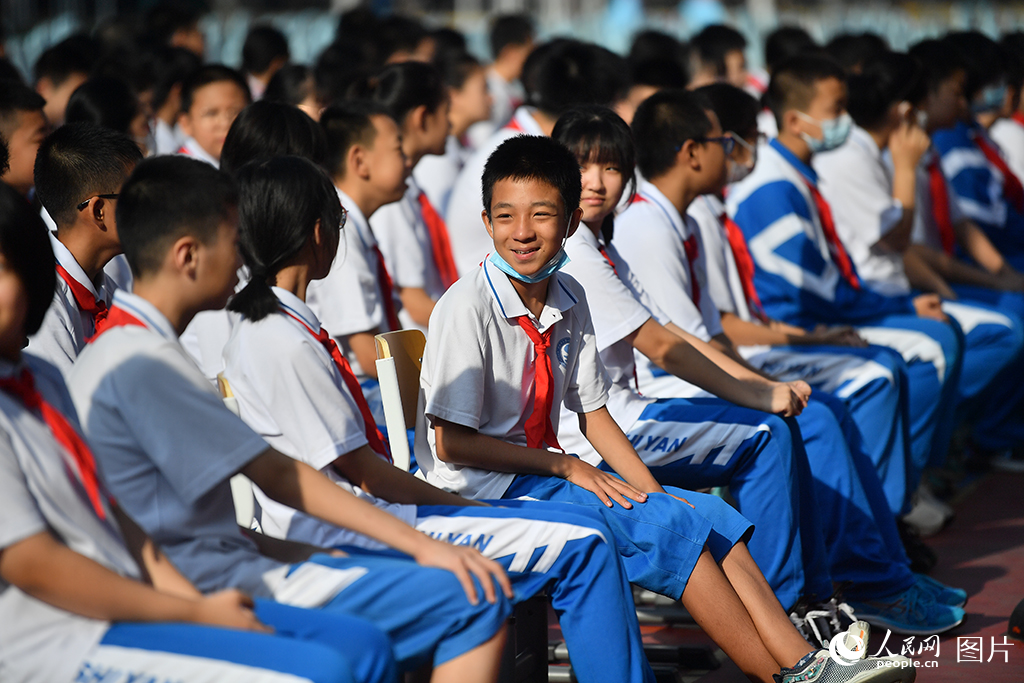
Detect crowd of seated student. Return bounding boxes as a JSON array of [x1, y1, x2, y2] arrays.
[[6, 4, 1024, 680]]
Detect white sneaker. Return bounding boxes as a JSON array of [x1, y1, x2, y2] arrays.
[[901, 496, 946, 537], [915, 482, 953, 522]]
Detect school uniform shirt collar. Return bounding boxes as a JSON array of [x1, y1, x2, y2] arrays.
[[111, 290, 179, 341], [336, 187, 375, 251], [770, 138, 818, 184], [571, 224, 601, 251], [273, 286, 321, 334], [179, 136, 219, 168], [700, 193, 725, 216], [637, 179, 691, 239], [509, 106, 546, 135], [49, 232, 100, 299], [481, 257, 579, 333]]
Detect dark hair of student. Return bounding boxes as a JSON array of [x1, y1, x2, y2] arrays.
[[690, 25, 747, 77], [765, 54, 847, 130], [552, 106, 636, 242], [149, 47, 203, 112], [0, 58, 25, 84], [34, 123, 144, 228], [220, 101, 327, 175], [32, 34, 97, 86], [0, 183, 56, 336], [355, 61, 445, 125], [431, 28, 468, 65], [434, 50, 482, 91], [629, 59, 688, 90], [144, 0, 202, 47], [320, 100, 392, 179], [629, 30, 688, 70], [943, 32, 1009, 102], [1000, 33, 1024, 91], [64, 77, 141, 136], [490, 14, 534, 59], [0, 80, 46, 138], [846, 52, 926, 130], [824, 33, 889, 74], [0, 136, 9, 175], [229, 156, 343, 322], [694, 83, 759, 139], [631, 89, 713, 180], [907, 39, 966, 100], [481, 135, 582, 223], [314, 43, 373, 106], [263, 64, 314, 108], [242, 25, 290, 75], [764, 26, 817, 74], [377, 16, 428, 64], [116, 156, 238, 278], [523, 40, 629, 118], [179, 64, 251, 114]]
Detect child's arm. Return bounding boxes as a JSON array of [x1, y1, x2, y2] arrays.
[[955, 218, 1024, 288], [111, 505, 202, 599], [396, 287, 437, 329], [332, 444, 488, 507], [346, 330, 381, 380], [433, 418, 649, 509], [242, 448, 512, 604], [719, 311, 867, 348], [0, 530, 268, 631]]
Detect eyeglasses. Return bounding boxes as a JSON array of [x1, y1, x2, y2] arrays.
[[676, 136, 737, 155], [728, 132, 768, 155], [339, 205, 348, 230], [76, 194, 120, 211]]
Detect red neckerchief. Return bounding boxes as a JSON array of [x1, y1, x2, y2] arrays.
[[0, 368, 110, 519], [801, 179, 861, 289], [56, 264, 108, 330], [280, 308, 393, 463], [372, 246, 402, 331], [971, 130, 1024, 214], [928, 158, 957, 256], [417, 192, 459, 290], [514, 316, 562, 451], [720, 213, 768, 322], [88, 305, 147, 343]]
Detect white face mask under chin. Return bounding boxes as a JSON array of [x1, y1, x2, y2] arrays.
[[727, 158, 755, 184]]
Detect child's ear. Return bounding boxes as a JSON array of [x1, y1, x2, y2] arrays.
[[349, 144, 370, 180], [178, 111, 194, 138], [679, 139, 701, 170], [172, 234, 200, 278], [481, 209, 494, 239], [565, 206, 583, 239], [91, 197, 110, 231], [411, 104, 429, 133]]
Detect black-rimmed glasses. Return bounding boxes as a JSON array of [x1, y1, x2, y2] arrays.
[[676, 136, 737, 155], [77, 194, 120, 211]]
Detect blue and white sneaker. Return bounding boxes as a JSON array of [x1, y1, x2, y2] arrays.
[[774, 648, 916, 683], [913, 573, 967, 608], [847, 582, 964, 635]]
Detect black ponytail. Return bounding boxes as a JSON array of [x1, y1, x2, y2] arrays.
[[229, 155, 343, 321]]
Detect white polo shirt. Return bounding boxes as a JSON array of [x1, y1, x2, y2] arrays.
[[176, 136, 219, 168], [813, 125, 910, 296], [223, 287, 417, 550], [307, 188, 400, 379], [989, 117, 1024, 184], [688, 194, 753, 320], [26, 233, 117, 375], [412, 135, 467, 216], [416, 260, 611, 499], [66, 291, 285, 597], [0, 353, 139, 683], [372, 177, 446, 332], [445, 107, 545, 276], [910, 147, 967, 252], [557, 227, 656, 463]]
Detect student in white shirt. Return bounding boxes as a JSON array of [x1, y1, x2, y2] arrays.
[[464, 14, 533, 149], [418, 134, 914, 682], [0, 182, 395, 683], [415, 51, 493, 214], [814, 51, 1024, 458], [367, 63, 460, 331], [180, 100, 328, 385], [446, 40, 628, 276], [176, 65, 251, 168], [150, 46, 201, 156], [27, 125, 143, 374], [68, 156, 513, 681], [225, 155, 657, 683]]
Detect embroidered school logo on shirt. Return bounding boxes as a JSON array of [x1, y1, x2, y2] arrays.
[[556, 337, 571, 368]]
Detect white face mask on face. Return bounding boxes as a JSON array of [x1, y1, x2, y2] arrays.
[[727, 131, 760, 183], [795, 111, 853, 153]]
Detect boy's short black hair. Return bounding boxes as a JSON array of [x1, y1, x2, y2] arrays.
[[0, 184, 55, 336], [765, 54, 847, 130], [824, 33, 889, 74], [0, 58, 25, 85], [523, 40, 629, 118], [32, 34, 97, 86], [242, 25, 290, 75], [490, 14, 534, 59], [34, 123, 143, 228], [690, 25, 747, 77], [116, 156, 238, 278], [149, 47, 203, 111], [179, 64, 251, 114], [943, 31, 1009, 101], [631, 89, 713, 180], [481, 135, 581, 223], [0, 136, 9, 175], [847, 52, 926, 129], [377, 16, 428, 64], [694, 82, 759, 138], [144, 0, 203, 47], [320, 100, 392, 179], [220, 100, 327, 175], [629, 30, 687, 68], [908, 39, 967, 98], [64, 76, 141, 135], [0, 79, 46, 139], [764, 26, 818, 74]]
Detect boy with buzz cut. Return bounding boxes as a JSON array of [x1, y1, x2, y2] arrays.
[[27, 124, 144, 374], [418, 134, 915, 683], [177, 64, 251, 167], [0, 79, 48, 198], [66, 155, 515, 683]]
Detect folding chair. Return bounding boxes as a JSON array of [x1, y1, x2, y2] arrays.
[[374, 330, 548, 683], [216, 373, 259, 531]]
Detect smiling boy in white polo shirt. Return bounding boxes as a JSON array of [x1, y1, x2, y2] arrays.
[[417, 134, 913, 683]]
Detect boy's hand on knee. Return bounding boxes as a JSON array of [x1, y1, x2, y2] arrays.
[[194, 589, 272, 633], [413, 538, 514, 605], [913, 293, 948, 322], [561, 458, 649, 509], [763, 381, 809, 417]]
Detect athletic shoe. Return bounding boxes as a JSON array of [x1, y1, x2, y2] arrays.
[[914, 573, 967, 608], [915, 482, 954, 523], [901, 496, 947, 537], [847, 583, 965, 635], [774, 648, 917, 683]]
